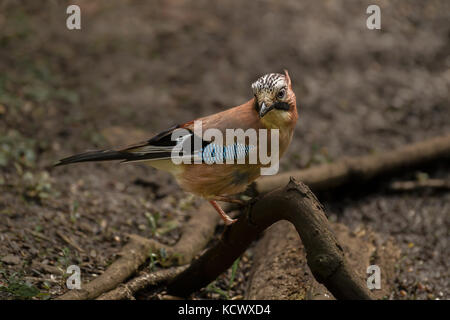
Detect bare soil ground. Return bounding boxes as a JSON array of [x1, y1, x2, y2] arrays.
[[0, 0, 448, 299]]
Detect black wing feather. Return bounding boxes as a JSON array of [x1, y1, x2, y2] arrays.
[[55, 124, 210, 166]]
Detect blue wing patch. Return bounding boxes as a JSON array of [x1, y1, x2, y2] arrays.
[[199, 143, 255, 164]]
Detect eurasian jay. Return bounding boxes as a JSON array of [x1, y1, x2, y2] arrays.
[[56, 70, 298, 225]]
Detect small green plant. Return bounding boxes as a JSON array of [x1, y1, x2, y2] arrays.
[[228, 257, 240, 291], [156, 220, 179, 235], [145, 211, 160, 235], [415, 171, 429, 181], [0, 130, 36, 169], [0, 271, 40, 299], [70, 200, 80, 223], [148, 251, 158, 272], [206, 282, 229, 300], [178, 194, 195, 211], [57, 247, 71, 271], [157, 247, 172, 267], [22, 171, 55, 202], [147, 247, 172, 270]]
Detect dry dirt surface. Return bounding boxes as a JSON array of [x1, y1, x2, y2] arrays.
[[0, 0, 448, 299]]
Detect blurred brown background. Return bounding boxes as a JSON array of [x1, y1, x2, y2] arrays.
[[0, 0, 448, 299]]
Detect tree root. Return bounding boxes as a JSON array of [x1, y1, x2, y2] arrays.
[[256, 134, 450, 193], [246, 221, 400, 299], [57, 201, 219, 300], [389, 179, 450, 191], [97, 266, 187, 300], [166, 179, 373, 300]]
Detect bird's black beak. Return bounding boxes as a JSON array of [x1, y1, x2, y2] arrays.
[[259, 102, 274, 118]]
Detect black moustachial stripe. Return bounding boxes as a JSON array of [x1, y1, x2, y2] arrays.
[[254, 97, 259, 112], [273, 101, 290, 111]]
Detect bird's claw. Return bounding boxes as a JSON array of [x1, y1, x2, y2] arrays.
[[224, 217, 238, 226]]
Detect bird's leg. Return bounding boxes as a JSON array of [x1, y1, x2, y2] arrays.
[[209, 200, 237, 226], [211, 195, 247, 206]]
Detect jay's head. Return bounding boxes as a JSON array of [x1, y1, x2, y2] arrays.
[[252, 70, 297, 128]]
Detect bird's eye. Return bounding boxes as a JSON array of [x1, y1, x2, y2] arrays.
[[277, 89, 286, 99]]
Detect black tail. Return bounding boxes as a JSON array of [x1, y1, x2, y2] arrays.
[[55, 149, 172, 167], [54, 150, 132, 166]]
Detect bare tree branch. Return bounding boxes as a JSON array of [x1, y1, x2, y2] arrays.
[[390, 179, 450, 191], [256, 134, 450, 193], [97, 266, 187, 300], [57, 201, 219, 300], [167, 178, 373, 300]]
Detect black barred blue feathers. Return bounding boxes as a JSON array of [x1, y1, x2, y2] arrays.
[[199, 143, 254, 164]]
